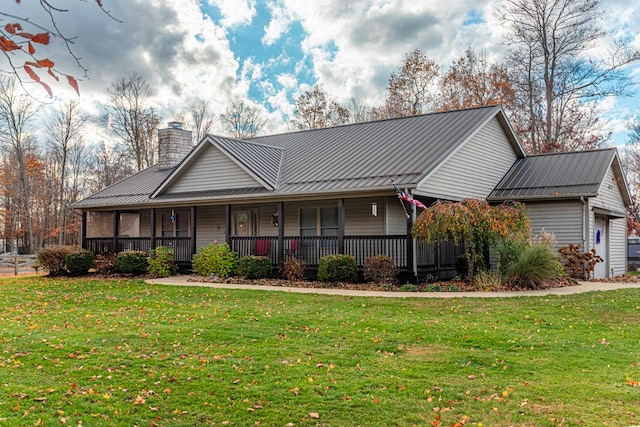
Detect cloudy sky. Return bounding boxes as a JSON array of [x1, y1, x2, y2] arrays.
[[4, 0, 640, 146]]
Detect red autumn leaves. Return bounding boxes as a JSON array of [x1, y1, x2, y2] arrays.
[[2, 3, 81, 96]]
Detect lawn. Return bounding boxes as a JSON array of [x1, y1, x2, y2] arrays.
[[1, 277, 639, 426]]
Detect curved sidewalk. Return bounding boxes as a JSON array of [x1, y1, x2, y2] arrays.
[[147, 276, 640, 298]]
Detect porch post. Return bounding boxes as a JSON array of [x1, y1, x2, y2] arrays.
[[406, 204, 415, 281], [150, 208, 156, 249], [112, 210, 119, 253], [277, 202, 284, 265], [190, 206, 197, 256], [81, 211, 87, 249], [225, 204, 231, 245], [338, 198, 345, 254]]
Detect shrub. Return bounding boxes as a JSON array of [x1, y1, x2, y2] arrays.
[[504, 243, 563, 289], [65, 249, 95, 276], [558, 243, 603, 279], [36, 245, 77, 276], [317, 254, 358, 283], [93, 253, 116, 274], [363, 255, 398, 284], [148, 246, 178, 278], [473, 270, 503, 291], [495, 238, 528, 276], [238, 255, 272, 279], [192, 243, 238, 279], [115, 250, 148, 274], [280, 257, 306, 281]]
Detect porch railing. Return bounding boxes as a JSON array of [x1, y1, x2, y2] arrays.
[[86, 237, 192, 262], [84, 235, 463, 271]]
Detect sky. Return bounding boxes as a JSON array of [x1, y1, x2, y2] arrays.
[[4, 0, 640, 147]]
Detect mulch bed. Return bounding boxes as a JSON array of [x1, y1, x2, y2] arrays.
[[187, 275, 584, 292]]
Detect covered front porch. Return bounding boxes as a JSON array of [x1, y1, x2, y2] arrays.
[[81, 197, 465, 280]]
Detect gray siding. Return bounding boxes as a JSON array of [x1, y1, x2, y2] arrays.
[[140, 209, 151, 235], [590, 168, 628, 276], [195, 205, 226, 250], [345, 198, 385, 235], [419, 117, 518, 200], [258, 204, 279, 237], [386, 198, 408, 235], [168, 144, 261, 193], [525, 201, 584, 251]]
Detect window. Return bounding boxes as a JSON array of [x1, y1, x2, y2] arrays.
[[161, 209, 189, 237], [300, 208, 317, 236], [320, 207, 338, 236], [118, 212, 140, 237], [299, 207, 339, 236]]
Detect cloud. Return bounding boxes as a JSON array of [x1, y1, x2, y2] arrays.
[[3, 0, 638, 148]]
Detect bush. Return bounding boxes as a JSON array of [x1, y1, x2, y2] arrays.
[[280, 257, 307, 281], [148, 246, 178, 278], [317, 254, 358, 283], [192, 243, 238, 278], [558, 243, 603, 279], [504, 243, 563, 289], [36, 245, 77, 276], [238, 255, 272, 279], [473, 270, 503, 291], [363, 255, 398, 284], [495, 238, 528, 276], [93, 253, 116, 274], [115, 251, 148, 274], [65, 249, 95, 276]]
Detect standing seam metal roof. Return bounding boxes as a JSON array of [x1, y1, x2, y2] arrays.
[[488, 148, 617, 200], [74, 106, 517, 208]]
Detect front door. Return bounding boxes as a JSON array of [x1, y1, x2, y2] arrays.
[[594, 216, 607, 279], [233, 211, 254, 236]]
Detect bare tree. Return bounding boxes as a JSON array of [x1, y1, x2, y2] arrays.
[[437, 47, 515, 112], [220, 101, 266, 139], [624, 118, 640, 235], [290, 84, 350, 130], [45, 100, 87, 245], [86, 141, 134, 193], [103, 72, 160, 171], [374, 49, 440, 119], [0, 75, 37, 253], [501, 0, 640, 153], [345, 97, 373, 124], [190, 100, 216, 143]]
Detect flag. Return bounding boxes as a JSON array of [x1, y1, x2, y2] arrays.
[[392, 182, 426, 210]]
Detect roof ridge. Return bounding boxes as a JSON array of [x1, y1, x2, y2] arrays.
[[248, 105, 502, 141], [526, 147, 617, 158]]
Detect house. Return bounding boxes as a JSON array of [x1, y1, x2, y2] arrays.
[[73, 105, 631, 280]]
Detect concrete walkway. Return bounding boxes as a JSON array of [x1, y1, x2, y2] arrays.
[[146, 275, 640, 298]]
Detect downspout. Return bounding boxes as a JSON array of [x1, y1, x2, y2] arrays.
[[580, 197, 586, 250], [581, 196, 587, 280]]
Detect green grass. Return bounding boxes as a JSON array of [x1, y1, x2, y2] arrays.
[[1, 277, 639, 426]]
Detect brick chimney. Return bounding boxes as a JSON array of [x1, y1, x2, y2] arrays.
[[157, 121, 192, 169]]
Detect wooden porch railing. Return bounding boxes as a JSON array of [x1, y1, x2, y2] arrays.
[[85, 237, 192, 262], [84, 235, 463, 270]]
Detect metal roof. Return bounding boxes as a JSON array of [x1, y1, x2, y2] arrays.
[[210, 136, 283, 189], [488, 148, 625, 202], [73, 165, 173, 209], [74, 106, 520, 209], [249, 105, 518, 192]]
